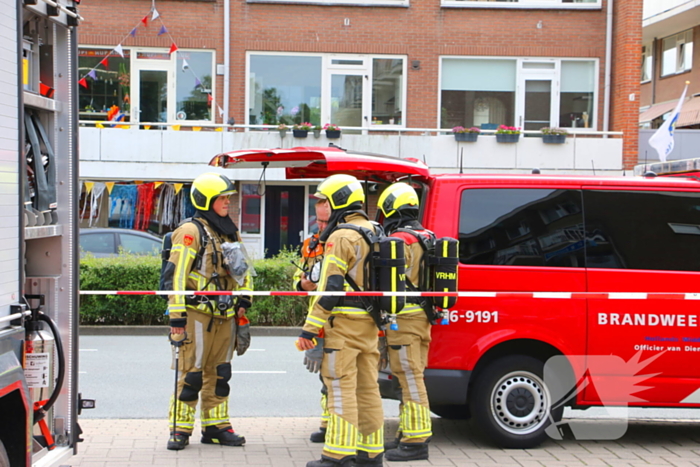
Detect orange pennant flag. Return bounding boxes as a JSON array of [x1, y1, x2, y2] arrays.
[[174, 183, 183, 194], [84, 182, 95, 194], [144, 125, 151, 130], [154, 182, 164, 189], [105, 182, 115, 194]]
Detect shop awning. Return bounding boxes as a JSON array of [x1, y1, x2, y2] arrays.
[[639, 100, 678, 124], [677, 96, 700, 127]]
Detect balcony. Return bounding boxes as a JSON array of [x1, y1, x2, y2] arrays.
[[78, 124, 624, 181]]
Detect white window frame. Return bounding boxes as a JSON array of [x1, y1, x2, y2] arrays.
[[441, 0, 600, 10], [247, 0, 408, 6], [78, 45, 216, 125], [437, 56, 599, 131], [641, 43, 653, 83], [661, 29, 693, 77], [246, 51, 408, 132]]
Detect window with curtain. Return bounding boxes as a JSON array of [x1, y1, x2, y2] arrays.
[[559, 61, 595, 128], [440, 58, 516, 129]]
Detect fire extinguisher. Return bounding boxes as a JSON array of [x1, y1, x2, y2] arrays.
[[23, 294, 65, 450]]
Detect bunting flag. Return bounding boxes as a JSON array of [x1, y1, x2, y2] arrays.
[[181, 59, 189, 71], [88, 69, 97, 80], [154, 181, 164, 189], [169, 43, 178, 55], [194, 77, 201, 88], [172, 125, 181, 131], [100, 57, 109, 69], [84, 182, 95, 194], [96, 122, 105, 129], [130, 27, 137, 37], [105, 182, 115, 194], [218, 106, 224, 118], [144, 125, 151, 130], [158, 25, 167, 36], [78, 78, 88, 88], [114, 44, 124, 58], [215, 127, 223, 132], [141, 15, 149, 27], [207, 94, 213, 105], [151, 8, 160, 20], [174, 183, 184, 195], [192, 127, 202, 132]]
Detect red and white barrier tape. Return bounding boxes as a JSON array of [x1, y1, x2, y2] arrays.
[[78, 290, 700, 300]]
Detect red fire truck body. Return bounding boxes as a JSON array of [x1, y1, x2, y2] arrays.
[[211, 147, 700, 448]]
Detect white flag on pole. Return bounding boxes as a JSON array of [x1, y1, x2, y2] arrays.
[[648, 83, 688, 162]]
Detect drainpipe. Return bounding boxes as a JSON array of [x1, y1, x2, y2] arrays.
[[603, 0, 613, 135], [223, 0, 230, 126]]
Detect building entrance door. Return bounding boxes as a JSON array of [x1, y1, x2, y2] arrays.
[[264, 186, 305, 257]]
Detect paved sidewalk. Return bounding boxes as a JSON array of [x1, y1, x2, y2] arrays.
[[69, 417, 700, 467]]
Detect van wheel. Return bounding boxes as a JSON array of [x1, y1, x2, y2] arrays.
[[470, 355, 562, 449], [0, 439, 9, 467], [430, 404, 470, 420]]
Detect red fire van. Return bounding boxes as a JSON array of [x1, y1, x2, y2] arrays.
[[211, 147, 700, 449]]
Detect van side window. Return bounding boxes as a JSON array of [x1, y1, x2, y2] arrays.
[[459, 189, 584, 267], [584, 190, 700, 271]]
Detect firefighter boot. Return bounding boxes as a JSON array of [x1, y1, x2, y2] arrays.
[[383, 432, 400, 450], [310, 427, 327, 443], [305, 455, 354, 467], [384, 442, 429, 462], [201, 426, 246, 446], [355, 451, 384, 465], [166, 432, 190, 451]]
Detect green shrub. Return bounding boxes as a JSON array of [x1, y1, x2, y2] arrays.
[[79, 249, 308, 326]]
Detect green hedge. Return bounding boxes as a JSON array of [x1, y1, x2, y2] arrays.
[[79, 249, 307, 326]]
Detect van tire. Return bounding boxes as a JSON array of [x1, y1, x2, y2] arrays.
[[0, 440, 9, 467], [470, 355, 562, 449]]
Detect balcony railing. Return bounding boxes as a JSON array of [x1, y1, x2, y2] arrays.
[[78, 121, 624, 181]]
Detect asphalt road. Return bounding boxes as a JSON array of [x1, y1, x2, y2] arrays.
[[78, 335, 700, 422], [78, 335, 401, 419]]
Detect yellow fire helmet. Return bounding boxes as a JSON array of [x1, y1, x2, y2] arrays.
[[378, 182, 419, 218], [315, 174, 364, 210], [190, 172, 237, 211]]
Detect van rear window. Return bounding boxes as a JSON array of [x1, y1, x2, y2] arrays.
[[583, 190, 700, 271], [459, 189, 584, 267]]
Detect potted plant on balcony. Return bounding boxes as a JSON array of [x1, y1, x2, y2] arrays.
[[293, 122, 313, 138], [277, 123, 288, 138], [495, 125, 521, 143], [324, 123, 341, 139], [540, 127, 568, 144], [313, 125, 323, 138], [452, 126, 480, 142]]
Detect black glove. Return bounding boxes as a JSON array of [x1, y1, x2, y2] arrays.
[[236, 318, 251, 356], [303, 337, 324, 373]]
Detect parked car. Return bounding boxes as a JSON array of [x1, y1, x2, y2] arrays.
[[79, 228, 162, 257]]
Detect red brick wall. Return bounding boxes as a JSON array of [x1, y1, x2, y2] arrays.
[[79, 0, 641, 167], [611, 0, 642, 169]]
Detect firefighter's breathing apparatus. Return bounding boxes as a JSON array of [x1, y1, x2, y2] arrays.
[[24, 294, 65, 450]]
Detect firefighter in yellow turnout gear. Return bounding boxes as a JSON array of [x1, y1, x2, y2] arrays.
[[164, 173, 253, 451], [296, 175, 385, 467], [379, 182, 433, 462]]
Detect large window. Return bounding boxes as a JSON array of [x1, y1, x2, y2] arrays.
[[584, 190, 700, 271], [78, 47, 214, 124], [441, 59, 516, 129], [641, 44, 653, 82], [441, 57, 597, 130], [248, 53, 406, 128], [459, 189, 584, 268], [442, 0, 600, 8], [240, 184, 261, 235], [662, 30, 693, 77]]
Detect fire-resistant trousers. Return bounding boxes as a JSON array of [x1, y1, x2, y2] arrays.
[[168, 311, 237, 434], [386, 310, 432, 443], [321, 313, 384, 460], [319, 375, 329, 429]]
